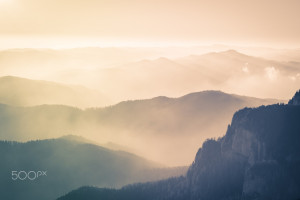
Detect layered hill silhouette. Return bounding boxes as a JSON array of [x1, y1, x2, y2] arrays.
[[2, 48, 297, 102], [86, 49, 300, 101], [0, 90, 280, 165], [0, 76, 110, 107], [0, 136, 187, 200], [58, 90, 300, 200]]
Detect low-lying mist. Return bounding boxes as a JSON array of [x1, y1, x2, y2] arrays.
[[0, 91, 281, 166], [0, 46, 298, 165]]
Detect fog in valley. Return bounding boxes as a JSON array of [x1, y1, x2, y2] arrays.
[[0, 45, 297, 166]]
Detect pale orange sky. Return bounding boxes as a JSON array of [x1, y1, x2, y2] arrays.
[[0, 0, 299, 48]]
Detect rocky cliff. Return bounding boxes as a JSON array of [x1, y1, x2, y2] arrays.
[[186, 98, 300, 200]]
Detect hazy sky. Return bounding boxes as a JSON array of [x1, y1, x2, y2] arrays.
[[0, 0, 299, 48]]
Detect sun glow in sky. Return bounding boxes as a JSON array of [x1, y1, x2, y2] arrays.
[[0, 0, 299, 49]]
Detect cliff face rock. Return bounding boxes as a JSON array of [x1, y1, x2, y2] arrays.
[[243, 160, 290, 200], [226, 104, 300, 199], [187, 139, 247, 200], [186, 91, 300, 200]]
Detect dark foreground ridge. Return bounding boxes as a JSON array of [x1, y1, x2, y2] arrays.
[[58, 90, 300, 200], [0, 137, 187, 200]]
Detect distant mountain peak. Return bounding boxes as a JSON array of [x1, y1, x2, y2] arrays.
[[219, 49, 248, 56], [155, 57, 171, 62], [179, 90, 231, 100], [223, 49, 239, 53], [153, 57, 180, 66], [190, 49, 249, 60], [288, 89, 300, 105]]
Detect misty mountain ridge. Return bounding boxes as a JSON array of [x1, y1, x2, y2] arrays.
[[0, 76, 111, 107], [59, 134, 135, 153], [186, 49, 252, 61], [58, 90, 300, 200], [87, 49, 300, 101], [0, 136, 187, 200], [177, 49, 296, 73], [2, 48, 297, 102], [0, 90, 281, 165]]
